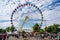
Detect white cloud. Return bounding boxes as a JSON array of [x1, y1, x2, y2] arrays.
[[0, 0, 60, 29], [0, 22, 11, 29], [42, 5, 60, 27]]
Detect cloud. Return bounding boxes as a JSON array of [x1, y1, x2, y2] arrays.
[[43, 5, 60, 28], [0, 22, 11, 29], [0, 0, 60, 29]]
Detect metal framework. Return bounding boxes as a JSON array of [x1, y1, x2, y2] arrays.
[[11, 3, 43, 31]]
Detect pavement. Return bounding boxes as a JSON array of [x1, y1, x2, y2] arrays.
[[8, 36, 54, 40]]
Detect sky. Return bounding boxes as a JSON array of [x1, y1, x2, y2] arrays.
[[0, 0, 60, 30]]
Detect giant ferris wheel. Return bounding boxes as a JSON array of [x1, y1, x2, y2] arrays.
[[11, 3, 43, 32]]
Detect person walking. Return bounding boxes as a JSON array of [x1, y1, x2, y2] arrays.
[[2, 33, 7, 40]]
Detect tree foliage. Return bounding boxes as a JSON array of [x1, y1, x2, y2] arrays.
[[0, 29, 3, 33], [6, 26, 15, 32], [10, 26, 15, 32], [6, 27, 10, 32], [32, 23, 45, 33], [2, 29, 6, 33], [32, 23, 41, 32], [45, 24, 60, 34], [0, 29, 6, 33]]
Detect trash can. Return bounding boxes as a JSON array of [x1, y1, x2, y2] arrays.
[[0, 34, 2, 40]]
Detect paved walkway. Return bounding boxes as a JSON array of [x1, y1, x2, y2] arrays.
[[8, 36, 54, 40]]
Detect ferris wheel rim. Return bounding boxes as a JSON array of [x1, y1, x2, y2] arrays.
[[11, 3, 43, 27]]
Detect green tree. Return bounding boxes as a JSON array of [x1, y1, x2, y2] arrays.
[[10, 26, 15, 32], [2, 29, 6, 33], [32, 23, 41, 32], [6, 27, 10, 32], [6, 26, 15, 32], [40, 29, 45, 34], [0, 29, 3, 33], [0, 29, 6, 33], [22, 31, 26, 34], [45, 24, 60, 34]]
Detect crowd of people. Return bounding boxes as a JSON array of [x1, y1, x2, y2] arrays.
[[20, 32, 60, 40], [0, 32, 60, 40]]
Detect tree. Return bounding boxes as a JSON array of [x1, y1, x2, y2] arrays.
[[40, 29, 45, 34], [22, 31, 26, 34], [6, 26, 15, 32], [45, 24, 60, 34], [32, 23, 41, 32], [6, 27, 10, 32], [2, 29, 6, 33], [10, 26, 15, 32], [0, 29, 3, 33], [0, 29, 6, 33]]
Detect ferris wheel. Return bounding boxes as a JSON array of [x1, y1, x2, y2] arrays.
[[11, 3, 43, 32]]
